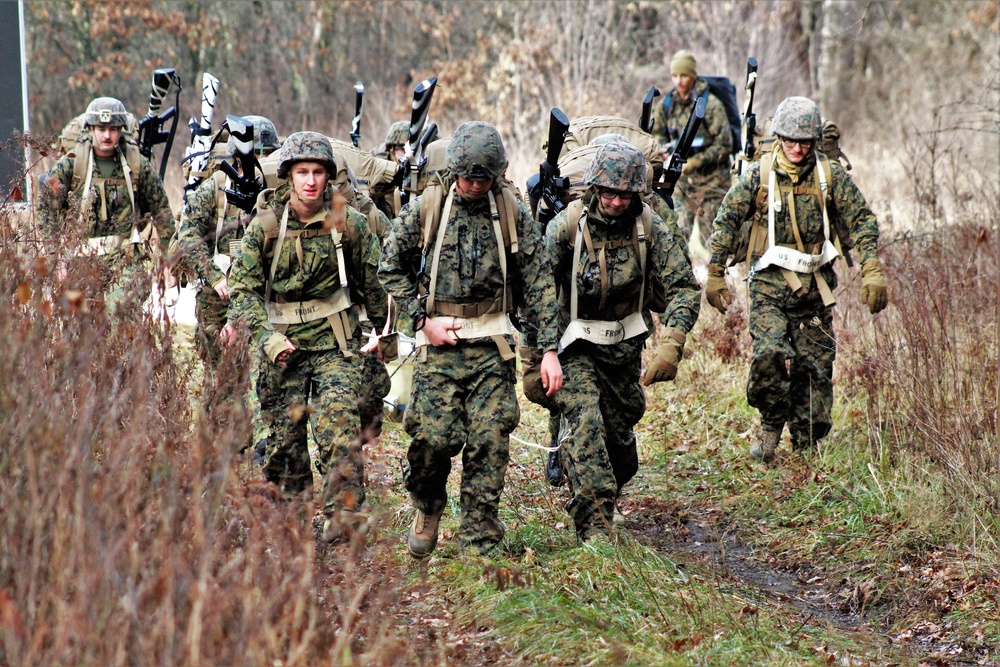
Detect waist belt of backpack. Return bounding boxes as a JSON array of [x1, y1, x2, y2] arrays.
[[749, 160, 837, 307], [85, 234, 127, 256], [420, 184, 515, 361], [264, 203, 356, 357], [559, 206, 648, 352]]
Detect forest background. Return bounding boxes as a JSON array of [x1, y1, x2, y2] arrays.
[[24, 0, 999, 221]]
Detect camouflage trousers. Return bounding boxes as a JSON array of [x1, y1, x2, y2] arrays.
[[676, 168, 730, 248], [257, 345, 365, 515], [196, 286, 267, 449], [102, 256, 152, 312], [403, 341, 519, 553], [194, 285, 228, 369], [357, 327, 391, 436], [554, 344, 644, 540], [747, 274, 836, 448]]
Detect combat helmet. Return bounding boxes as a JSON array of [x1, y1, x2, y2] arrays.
[[228, 115, 280, 157], [84, 97, 128, 129], [384, 121, 410, 148], [583, 139, 647, 193], [589, 133, 629, 146], [446, 121, 507, 180], [276, 131, 337, 179], [771, 96, 822, 142]]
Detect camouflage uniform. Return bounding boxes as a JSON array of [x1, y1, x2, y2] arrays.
[[176, 175, 248, 366], [546, 140, 701, 541], [228, 132, 387, 518], [378, 122, 560, 555], [708, 97, 882, 454], [38, 97, 173, 307], [651, 71, 732, 246]]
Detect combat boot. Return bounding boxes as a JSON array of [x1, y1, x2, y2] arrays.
[[749, 426, 781, 463], [545, 440, 565, 487], [407, 509, 443, 559], [321, 510, 370, 544]]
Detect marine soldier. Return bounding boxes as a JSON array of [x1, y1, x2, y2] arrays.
[[650, 49, 732, 248], [177, 115, 280, 367], [544, 140, 701, 544], [38, 97, 173, 306], [227, 132, 388, 541], [379, 121, 562, 558], [706, 96, 888, 462]]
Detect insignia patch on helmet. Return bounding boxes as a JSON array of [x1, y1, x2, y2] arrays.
[[100, 110, 112, 123]]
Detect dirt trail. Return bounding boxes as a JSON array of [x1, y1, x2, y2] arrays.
[[620, 497, 963, 666]]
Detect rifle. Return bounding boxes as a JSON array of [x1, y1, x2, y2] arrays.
[[532, 107, 570, 225], [736, 57, 758, 176], [350, 81, 364, 148], [218, 115, 265, 213], [183, 72, 220, 193], [656, 93, 707, 209], [136, 67, 182, 179], [639, 86, 660, 134], [399, 77, 437, 206]]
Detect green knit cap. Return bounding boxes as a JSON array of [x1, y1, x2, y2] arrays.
[[670, 49, 697, 77]]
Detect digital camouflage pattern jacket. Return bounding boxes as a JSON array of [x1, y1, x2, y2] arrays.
[[228, 183, 388, 360]]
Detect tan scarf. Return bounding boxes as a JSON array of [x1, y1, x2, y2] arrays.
[[772, 141, 802, 185]]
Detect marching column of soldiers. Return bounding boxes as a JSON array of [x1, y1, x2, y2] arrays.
[[36, 48, 888, 557]]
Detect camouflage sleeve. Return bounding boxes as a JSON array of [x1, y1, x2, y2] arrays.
[[649, 100, 670, 145], [177, 177, 222, 285], [708, 164, 759, 267], [137, 156, 174, 253], [830, 161, 879, 264], [377, 198, 423, 321], [227, 214, 276, 349], [650, 213, 701, 333], [37, 156, 75, 240], [514, 200, 560, 352], [686, 92, 730, 172], [348, 207, 388, 332]]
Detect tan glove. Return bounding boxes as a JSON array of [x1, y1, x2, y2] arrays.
[[705, 264, 733, 315], [642, 327, 686, 386], [860, 258, 888, 314]]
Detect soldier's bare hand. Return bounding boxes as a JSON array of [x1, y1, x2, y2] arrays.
[[540, 350, 563, 397], [275, 345, 296, 368], [219, 321, 240, 346], [421, 317, 461, 347], [213, 276, 230, 301], [162, 265, 177, 289]]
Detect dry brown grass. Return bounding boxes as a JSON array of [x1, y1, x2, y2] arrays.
[[0, 219, 422, 665]]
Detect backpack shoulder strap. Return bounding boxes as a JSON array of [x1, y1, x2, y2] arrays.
[[494, 184, 519, 253], [561, 199, 585, 246], [660, 90, 674, 118], [418, 181, 444, 250], [257, 206, 280, 239], [124, 144, 141, 187], [71, 146, 89, 194], [816, 152, 833, 201], [755, 152, 773, 212]]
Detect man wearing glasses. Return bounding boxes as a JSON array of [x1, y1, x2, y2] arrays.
[[544, 139, 701, 545], [705, 96, 888, 463]]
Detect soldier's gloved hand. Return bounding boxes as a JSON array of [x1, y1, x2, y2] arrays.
[[705, 264, 732, 314], [860, 258, 888, 314], [642, 327, 686, 386]]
